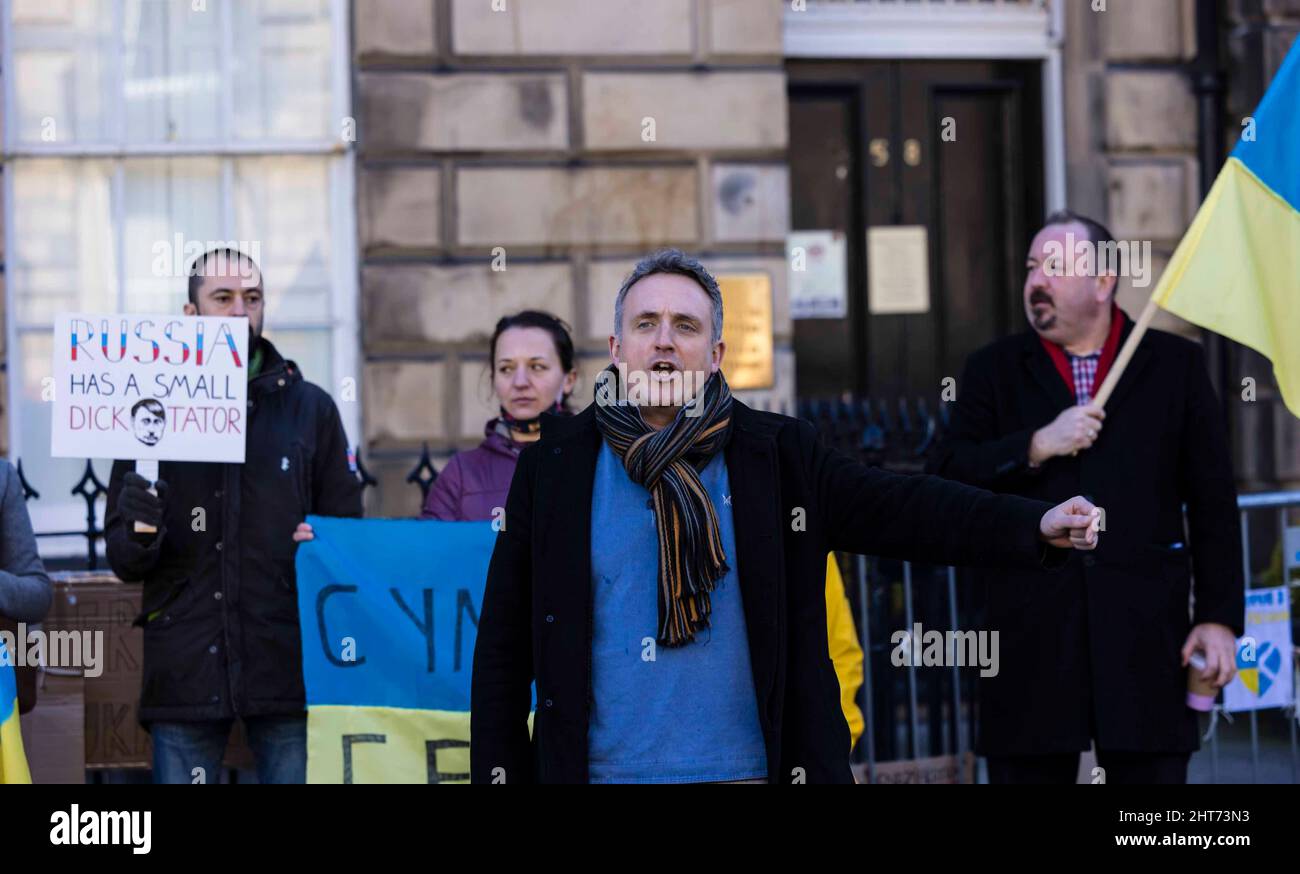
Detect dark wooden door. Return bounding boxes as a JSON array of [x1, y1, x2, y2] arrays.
[[788, 60, 1044, 402]]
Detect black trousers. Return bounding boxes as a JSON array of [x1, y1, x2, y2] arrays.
[[986, 749, 1191, 785]]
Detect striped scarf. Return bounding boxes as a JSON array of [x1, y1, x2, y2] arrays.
[[593, 364, 734, 647]]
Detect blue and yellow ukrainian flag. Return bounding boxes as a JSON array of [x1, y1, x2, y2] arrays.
[[1152, 41, 1300, 414], [0, 638, 32, 783]]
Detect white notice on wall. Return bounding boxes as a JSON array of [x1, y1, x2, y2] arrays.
[[867, 225, 931, 315], [788, 231, 848, 319], [51, 313, 250, 463]]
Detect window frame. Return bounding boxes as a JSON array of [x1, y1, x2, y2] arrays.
[[2, 0, 360, 552]]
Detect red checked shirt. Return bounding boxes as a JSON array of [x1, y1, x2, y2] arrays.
[[1038, 302, 1125, 407], [1067, 351, 1102, 405]]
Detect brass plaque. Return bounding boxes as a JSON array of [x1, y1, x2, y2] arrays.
[[717, 273, 774, 390]]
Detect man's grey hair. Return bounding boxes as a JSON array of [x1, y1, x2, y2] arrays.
[[614, 249, 724, 343]]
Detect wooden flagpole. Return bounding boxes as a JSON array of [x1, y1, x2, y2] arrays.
[[1091, 295, 1161, 409]]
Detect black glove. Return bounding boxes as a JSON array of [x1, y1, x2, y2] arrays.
[[118, 472, 169, 529]]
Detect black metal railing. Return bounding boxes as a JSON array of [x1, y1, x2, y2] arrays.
[[18, 458, 111, 572], [20, 446, 418, 572], [798, 395, 948, 472]]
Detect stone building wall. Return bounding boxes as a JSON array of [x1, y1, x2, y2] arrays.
[[330, 0, 1300, 509], [353, 0, 791, 517], [1063, 0, 1201, 338]]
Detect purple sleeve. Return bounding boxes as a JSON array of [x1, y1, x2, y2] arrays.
[[421, 455, 464, 521]]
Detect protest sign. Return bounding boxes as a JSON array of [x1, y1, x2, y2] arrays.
[[51, 313, 249, 463], [296, 516, 502, 784], [1224, 586, 1294, 713]]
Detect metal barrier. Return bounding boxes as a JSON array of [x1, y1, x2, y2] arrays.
[[1227, 490, 1300, 784], [17, 447, 408, 571], [840, 490, 1300, 784]]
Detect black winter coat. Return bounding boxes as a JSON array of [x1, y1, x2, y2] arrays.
[[470, 400, 1065, 783], [106, 339, 362, 724], [927, 316, 1244, 756]]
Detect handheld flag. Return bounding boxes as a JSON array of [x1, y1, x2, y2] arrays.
[[1096, 41, 1300, 413], [295, 516, 499, 783]]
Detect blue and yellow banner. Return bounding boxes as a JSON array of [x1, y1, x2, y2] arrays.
[[295, 516, 498, 784], [0, 638, 32, 783], [1153, 40, 1300, 415]]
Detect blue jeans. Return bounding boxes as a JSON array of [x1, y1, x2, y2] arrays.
[[150, 716, 307, 784]]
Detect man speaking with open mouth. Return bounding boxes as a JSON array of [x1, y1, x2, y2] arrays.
[[471, 248, 1102, 784]]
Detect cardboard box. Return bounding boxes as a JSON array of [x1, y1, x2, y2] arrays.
[[41, 572, 254, 772]]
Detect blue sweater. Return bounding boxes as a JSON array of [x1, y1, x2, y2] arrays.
[[587, 441, 767, 783]]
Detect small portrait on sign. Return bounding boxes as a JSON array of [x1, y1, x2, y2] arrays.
[[131, 398, 167, 447]]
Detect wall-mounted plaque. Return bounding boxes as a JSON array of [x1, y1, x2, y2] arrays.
[[717, 272, 774, 390], [868, 225, 930, 315], [788, 230, 848, 319]]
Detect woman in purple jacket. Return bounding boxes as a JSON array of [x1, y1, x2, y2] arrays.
[[422, 311, 577, 521]]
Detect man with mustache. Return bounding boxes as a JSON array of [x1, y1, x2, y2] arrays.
[[105, 248, 362, 783], [928, 211, 1244, 784], [472, 248, 1103, 784]]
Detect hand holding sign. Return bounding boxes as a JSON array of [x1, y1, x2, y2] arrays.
[[120, 468, 167, 536]]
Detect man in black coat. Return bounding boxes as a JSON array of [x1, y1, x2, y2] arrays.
[[106, 248, 362, 784], [471, 249, 1102, 784], [928, 211, 1244, 784]]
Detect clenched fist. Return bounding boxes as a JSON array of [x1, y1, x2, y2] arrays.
[[1039, 496, 1102, 550], [1030, 404, 1105, 465]]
